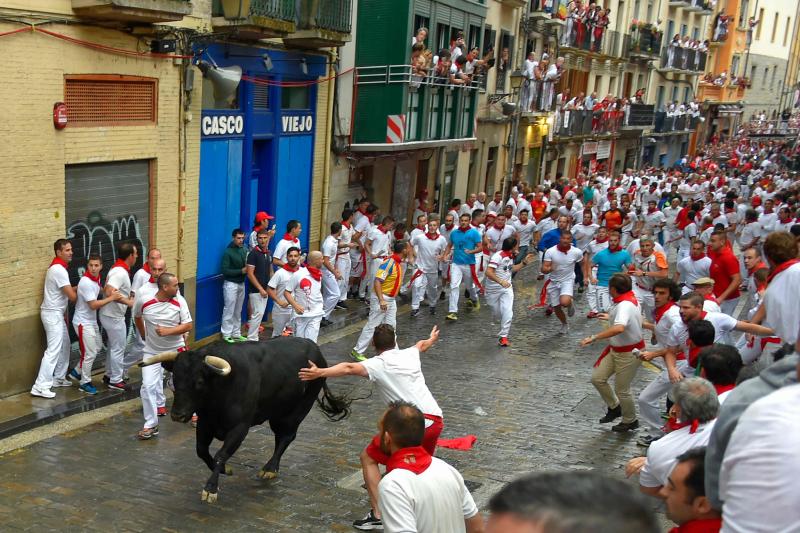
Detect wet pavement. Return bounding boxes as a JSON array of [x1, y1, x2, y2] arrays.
[[0, 267, 668, 531]]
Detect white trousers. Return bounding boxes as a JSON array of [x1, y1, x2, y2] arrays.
[[449, 264, 479, 313], [336, 255, 351, 301], [294, 315, 322, 343], [221, 281, 245, 338], [486, 288, 514, 337], [322, 271, 341, 319], [74, 322, 101, 385], [141, 361, 164, 429], [411, 271, 439, 310], [634, 285, 656, 321], [638, 360, 693, 434], [271, 306, 293, 337], [247, 292, 269, 341], [100, 314, 127, 383], [33, 310, 70, 391], [354, 296, 397, 354]]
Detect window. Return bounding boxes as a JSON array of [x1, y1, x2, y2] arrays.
[[656, 86, 664, 110], [414, 15, 429, 39], [751, 65, 757, 82], [771, 12, 779, 43], [666, 21, 675, 42], [671, 86, 678, 102], [485, 147, 497, 194], [731, 55, 740, 76], [784, 17, 791, 46], [683, 87, 689, 102], [771, 66, 777, 89], [436, 23, 450, 53], [762, 66, 768, 88], [633, 0, 640, 20], [495, 31, 513, 92], [756, 8, 765, 39], [740, 0, 750, 27], [468, 24, 481, 51], [483, 25, 496, 56], [680, 24, 687, 37], [281, 86, 309, 109], [65, 75, 158, 125]]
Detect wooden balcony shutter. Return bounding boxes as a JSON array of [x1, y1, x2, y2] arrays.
[[64, 75, 158, 126]]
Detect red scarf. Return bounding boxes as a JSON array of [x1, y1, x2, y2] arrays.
[[342, 221, 351, 229], [83, 270, 101, 286], [500, 250, 514, 259], [50, 257, 68, 269], [613, 290, 639, 306], [557, 244, 571, 253], [385, 446, 432, 474], [444, 223, 454, 231], [282, 233, 298, 242], [668, 518, 723, 533], [143, 263, 151, 274], [457, 225, 471, 232], [608, 244, 622, 253], [425, 232, 439, 241], [253, 245, 270, 256], [390, 253, 403, 264], [665, 416, 701, 434], [377, 225, 388, 234], [647, 207, 657, 214], [595, 236, 609, 244], [713, 383, 735, 396], [704, 294, 718, 304], [654, 301, 675, 323], [282, 264, 298, 273], [747, 260, 767, 276], [306, 266, 322, 282], [768, 259, 800, 283], [112, 258, 130, 272]]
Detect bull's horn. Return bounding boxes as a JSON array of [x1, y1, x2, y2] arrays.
[[138, 351, 179, 367], [204, 356, 231, 376]]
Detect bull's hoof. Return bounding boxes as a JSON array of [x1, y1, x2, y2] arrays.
[[201, 489, 218, 504], [258, 469, 278, 480], [224, 464, 233, 476]]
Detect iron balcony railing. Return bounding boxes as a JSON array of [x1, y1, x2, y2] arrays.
[[300, 0, 352, 33], [251, 0, 297, 21], [561, 28, 626, 59], [654, 112, 701, 133], [519, 80, 558, 113], [624, 103, 655, 127], [355, 64, 485, 91], [659, 46, 707, 73], [554, 109, 623, 137], [628, 26, 663, 56]]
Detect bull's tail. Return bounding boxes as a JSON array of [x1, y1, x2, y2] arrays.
[[316, 380, 351, 422]]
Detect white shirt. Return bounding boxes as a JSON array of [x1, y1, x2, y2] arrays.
[[379, 456, 479, 533], [609, 299, 643, 347], [572, 223, 599, 251], [762, 262, 800, 344], [667, 311, 738, 357], [640, 421, 716, 488], [286, 267, 323, 317], [274, 236, 301, 264], [758, 212, 777, 237], [676, 256, 712, 288], [643, 210, 666, 232], [131, 268, 151, 296], [719, 384, 800, 533], [544, 245, 584, 283], [410, 233, 447, 273], [513, 219, 537, 247], [536, 217, 559, 236], [680, 223, 698, 250], [133, 294, 191, 357], [486, 200, 503, 214], [321, 235, 339, 266], [712, 213, 729, 228], [99, 265, 131, 319], [72, 275, 101, 326], [267, 266, 297, 308], [484, 225, 516, 255], [367, 227, 391, 259], [486, 251, 514, 290], [41, 262, 71, 313], [585, 239, 609, 263], [663, 205, 682, 229], [626, 239, 666, 257], [360, 347, 442, 417], [738, 221, 761, 248], [654, 304, 682, 347], [338, 224, 355, 256]]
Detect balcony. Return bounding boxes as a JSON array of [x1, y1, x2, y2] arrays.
[[561, 28, 626, 60], [528, 0, 566, 24], [211, 0, 296, 40], [669, 0, 713, 13], [653, 112, 700, 133], [283, 0, 352, 48], [554, 109, 623, 138], [500, 0, 527, 8], [71, 0, 192, 23], [627, 25, 663, 60], [519, 80, 557, 115], [658, 46, 707, 74], [623, 103, 655, 129]]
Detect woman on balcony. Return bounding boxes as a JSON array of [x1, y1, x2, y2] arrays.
[[562, 1, 579, 47], [591, 7, 609, 53], [667, 35, 680, 69], [680, 36, 691, 70]]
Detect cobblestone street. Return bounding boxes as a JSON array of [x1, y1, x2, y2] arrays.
[[0, 268, 665, 531]]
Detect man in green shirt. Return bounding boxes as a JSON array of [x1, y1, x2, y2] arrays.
[[221, 228, 248, 343]]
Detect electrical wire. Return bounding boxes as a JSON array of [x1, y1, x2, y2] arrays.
[[241, 67, 354, 88]]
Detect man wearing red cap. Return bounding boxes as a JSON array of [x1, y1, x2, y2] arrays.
[[248, 211, 274, 250]]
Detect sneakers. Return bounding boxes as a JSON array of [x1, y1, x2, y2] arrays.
[[157, 406, 168, 417], [350, 349, 367, 362], [446, 313, 458, 321], [587, 311, 599, 319], [559, 323, 569, 336], [499, 337, 510, 347], [30, 387, 56, 399], [567, 302, 575, 317], [321, 318, 334, 327], [599, 405, 622, 423], [137, 426, 159, 440], [612, 420, 640, 432], [465, 299, 474, 308], [52, 378, 73, 388], [353, 510, 383, 531], [472, 300, 481, 312], [79, 383, 98, 395], [637, 434, 662, 447], [190, 415, 198, 428], [223, 336, 234, 344], [68, 368, 81, 381], [335, 301, 348, 310], [234, 335, 248, 342], [410, 308, 420, 317], [107, 381, 127, 391]]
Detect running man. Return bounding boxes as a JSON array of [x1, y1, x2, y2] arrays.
[[485, 237, 534, 346], [542, 230, 585, 335]]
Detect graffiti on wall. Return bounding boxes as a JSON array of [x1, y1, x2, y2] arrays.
[[66, 211, 146, 283]]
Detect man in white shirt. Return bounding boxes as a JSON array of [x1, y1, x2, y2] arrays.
[[409, 218, 448, 317], [581, 273, 644, 432], [320, 223, 342, 325], [512, 209, 537, 267], [31, 239, 78, 399], [272, 220, 302, 268], [99, 242, 138, 390], [662, 198, 683, 253], [485, 237, 534, 346], [483, 214, 517, 257], [266, 247, 301, 337], [133, 272, 192, 440], [352, 205, 377, 300], [675, 241, 712, 293], [126, 248, 162, 376], [299, 325, 447, 532], [486, 191, 504, 214], [337, 209, 357, 308], [543, 230, 585, 335], [678, 211, 699, 262], [284, 251, 325, 342]]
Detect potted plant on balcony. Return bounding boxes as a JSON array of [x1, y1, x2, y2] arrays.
[[222, 0, 252, 20]]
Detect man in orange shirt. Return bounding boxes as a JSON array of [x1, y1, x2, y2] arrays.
[[603, 199, 625, 231]]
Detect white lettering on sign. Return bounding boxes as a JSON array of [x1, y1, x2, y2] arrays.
[[281, 115, 313, 133], [202, 115, 244, 136]]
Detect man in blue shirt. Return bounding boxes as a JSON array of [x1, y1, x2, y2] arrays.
[[445, 213, 483, 321], [589, 230, 632, 312]]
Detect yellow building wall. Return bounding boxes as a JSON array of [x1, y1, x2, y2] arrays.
[[0, 21, 199, 396]]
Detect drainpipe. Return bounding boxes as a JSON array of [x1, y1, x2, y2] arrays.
[[319, 49, 338, 247], [176, 47, 190, 283]]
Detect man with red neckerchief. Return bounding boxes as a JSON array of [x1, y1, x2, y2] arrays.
[[581, 273, 644, 433], [266, 247, 300, 337], [284, 250, 325, 343], [485, 237, 534, 347], [662, 448, 722, 533], [408, 217, 448, 317], [31, 239, 79, 399], [272, 219, 302, 268], [336, 208, 357, 308], [99, 241, 138, 390], [676, 241, 712, 294]]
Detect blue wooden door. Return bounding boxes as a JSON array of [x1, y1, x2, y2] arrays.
[[273, 135, 313, 253]]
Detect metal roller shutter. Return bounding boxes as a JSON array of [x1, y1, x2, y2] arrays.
[[416, 0, 431, 17]]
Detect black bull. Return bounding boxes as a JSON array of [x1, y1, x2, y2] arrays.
[[139, 337, 351, 503]]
